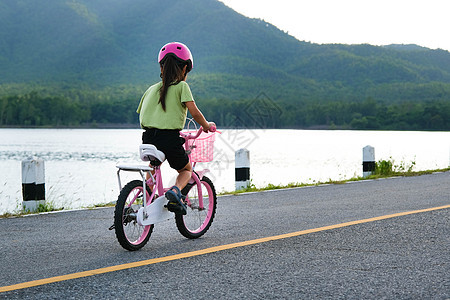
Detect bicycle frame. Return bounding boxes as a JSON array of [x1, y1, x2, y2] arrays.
[[115, 132, 211, 225], [117, 165, 208, 206], [143, 164, 209, 210]]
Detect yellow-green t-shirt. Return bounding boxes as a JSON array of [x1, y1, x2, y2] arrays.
[[137, 81, 194, 130]]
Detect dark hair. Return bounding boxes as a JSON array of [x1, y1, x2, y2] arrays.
[[159, 55, 187, 111]]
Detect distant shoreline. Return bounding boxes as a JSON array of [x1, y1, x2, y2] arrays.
[[0, 123, 140, 129], [1, 124, 449, 132]]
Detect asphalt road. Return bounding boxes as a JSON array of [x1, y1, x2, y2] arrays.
[[0, 172, 449, 299]]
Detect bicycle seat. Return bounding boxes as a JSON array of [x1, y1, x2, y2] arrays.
[[139, 144, 166, 166]]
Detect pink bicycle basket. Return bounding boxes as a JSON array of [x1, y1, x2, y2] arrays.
[[187, 131, 216, 162]]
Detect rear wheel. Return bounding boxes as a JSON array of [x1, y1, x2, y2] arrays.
[[114, 180, 153, 251], [176, 176, 217, 239]]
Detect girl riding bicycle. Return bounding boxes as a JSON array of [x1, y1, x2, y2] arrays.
[[137, 42, 215, 215]]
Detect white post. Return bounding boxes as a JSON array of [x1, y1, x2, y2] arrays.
[[22, 157, 45, 212], [362, 145, 375, 178], [235, 149, 250, 190]]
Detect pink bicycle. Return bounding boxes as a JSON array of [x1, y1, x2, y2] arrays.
[[113, 123, 218, 251]]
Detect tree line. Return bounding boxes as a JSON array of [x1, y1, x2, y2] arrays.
[[1, 92, 449, 131], [0, 92, 137, 127], [201, 97, 450, 131]]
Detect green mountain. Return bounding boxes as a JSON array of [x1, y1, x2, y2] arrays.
[[1, 0, 450, 129]]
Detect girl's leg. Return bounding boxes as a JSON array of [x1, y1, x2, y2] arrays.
[[174, 162, 192, 191], [165, 162, 192, 215]]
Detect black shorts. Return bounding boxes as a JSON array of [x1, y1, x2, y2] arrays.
[[142, 128, 189, 171]]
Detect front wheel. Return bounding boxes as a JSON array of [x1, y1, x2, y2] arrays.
[[114, 180, 153, 251], [176, 176, 217, 239]]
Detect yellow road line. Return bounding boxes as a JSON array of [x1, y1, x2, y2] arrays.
[[1, 204, 449, 293]]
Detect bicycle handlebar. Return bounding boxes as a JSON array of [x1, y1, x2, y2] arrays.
[[209, 125, 218, 133], [179, 125, 218, 140]]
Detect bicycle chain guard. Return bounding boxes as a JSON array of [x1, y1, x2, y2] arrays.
[[136, 195, 174, 226]]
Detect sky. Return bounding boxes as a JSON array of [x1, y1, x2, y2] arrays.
[[219, 0, 450, 51]]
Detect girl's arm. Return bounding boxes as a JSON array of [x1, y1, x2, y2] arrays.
[[185, 101, 215, 132]]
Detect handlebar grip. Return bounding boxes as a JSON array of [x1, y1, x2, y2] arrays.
[[209, 125, 217, 132]]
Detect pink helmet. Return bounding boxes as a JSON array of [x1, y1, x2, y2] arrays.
[[158, 42, 193, 72]]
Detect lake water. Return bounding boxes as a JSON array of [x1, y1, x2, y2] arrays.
[[1, 128, 449, 214]]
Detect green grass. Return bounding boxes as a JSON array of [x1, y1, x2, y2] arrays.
[[220, 159, 450, 196], [34, 201, 61, 213], [1, 200, 63, 218], [89, 202, 116, 209]]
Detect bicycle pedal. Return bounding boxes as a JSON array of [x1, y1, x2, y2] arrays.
[[108, 224, 115, 230], [166, 202, 187, 215], [165, 202, 177, 212]]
